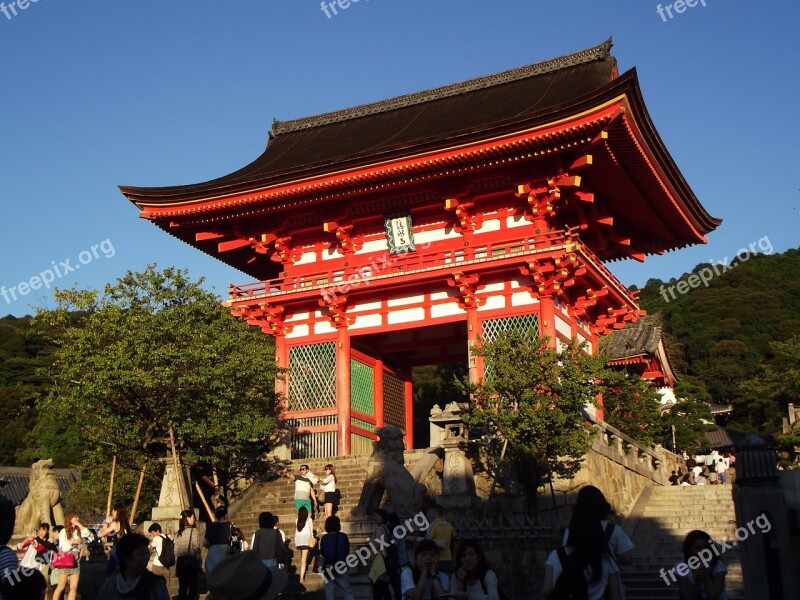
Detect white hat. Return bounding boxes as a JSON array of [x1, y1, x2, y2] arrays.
[[208, 551, 288, 600]]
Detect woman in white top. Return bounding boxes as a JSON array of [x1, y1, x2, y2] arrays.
[[544, 506, 621, 600], [294, 506, 314, 583], [53, 511, 88, 600], [676, 530, 727, 600], [321, 463, 337, 517], [451, 540, 499, 600]]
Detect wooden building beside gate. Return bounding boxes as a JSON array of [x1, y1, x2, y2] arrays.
[[120, 40, 720, 458]]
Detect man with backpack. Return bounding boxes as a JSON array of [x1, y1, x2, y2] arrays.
[[148, 523, 175, 589]]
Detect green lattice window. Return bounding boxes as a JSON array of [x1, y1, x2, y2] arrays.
[[350, 359, 374, 416], [383, 371, 405, 429], [481, 315, 540, 380], [482, 314, 540, 342], [351, 417, 375, 432], [289, 342, 336, 411]]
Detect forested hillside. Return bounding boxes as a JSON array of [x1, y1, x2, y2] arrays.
[[637, 248, 800, 430]]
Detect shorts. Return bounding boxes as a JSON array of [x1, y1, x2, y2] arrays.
[[324, 491, 338, 504], [294, 498, 313, 514]]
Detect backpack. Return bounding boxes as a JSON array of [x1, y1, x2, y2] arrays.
[[479, 572, 509, 600], [552, 548, 589, 600], [157, 534, 176, 568]]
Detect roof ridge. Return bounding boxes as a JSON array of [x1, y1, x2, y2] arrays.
[[271, 38, 613, 136]]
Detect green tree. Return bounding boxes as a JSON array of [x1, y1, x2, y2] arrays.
[[738, 335, 800, 431], [462, 331, 602, 503], [660, 399, 714, 454], [596, 367, 662, 446], [34, 265, 283, 517]]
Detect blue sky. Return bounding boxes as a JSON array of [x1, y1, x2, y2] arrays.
[[1, 0, 798, 317]]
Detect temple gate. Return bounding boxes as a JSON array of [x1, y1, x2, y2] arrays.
[[120, 40, 719, 458]]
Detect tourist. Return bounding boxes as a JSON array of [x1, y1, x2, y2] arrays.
[[252, 512, 286, 568], [204, 505, 236, 575], [387, 512, 411, 600], [425, 505, 454, 577], [675, 530, 727, 600], [544, 505, 622, 600], [0, 496, 20, 600], [715, 459, 728, 484], [15, 522, 56, 573], [174, 509, 202, 600], [96, 533, 170, 600], [321, 464, 338, 517], [0, 568, 47, 600], [294, 506, 314, 583], [207, 551, 288, 599], [372, 509, 395, 600], [562, 486, 634, 567], [695, 469, 708, 486], [319, 516, 355, 600], [284, 464, 319, 516], [669, 470, 680, 485], [98, 503, 131, 576], [400, 538, 450, 600], [52, 511, 88, 600], [451, 539, 499, 599], [147, 523, 171, 589]]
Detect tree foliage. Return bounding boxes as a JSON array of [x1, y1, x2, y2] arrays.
[[33, 265, 283, 516], [595, 366, 662, 446], [462, 332, 603, 500]]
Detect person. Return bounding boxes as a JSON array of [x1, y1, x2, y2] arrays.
[[0, 496, 20, 600], [321, 464, 338, 517], [98, 503, 132, 577], [372, 509, 393, 600], [15, 522, 56, 573], [387, 512, 411, 600], [669, 471, 680, 486], [425, 505, 454, 577], [252, 512, 286, 568], [96, 533, 170, 600], [204, 505, 236, 575], [0, 568, 47, 600], [174, 509, 202, 600], [400, 538, 450, 600], [147, 523, 171, 589], [695, 469, 708, 486], [544, 505, 622, 600], [562, 486, 634, 568], [451, 539, 499, 600], [294, 506, 314, 583], [676, 530, 727, 600], [52, 511, 88, 600], [707, 468, 719, 485], [715, 459, 728, 484], [47, 526, 64, 598], [284, 465, 319, 516], [206, 551, 288, 600], [319, 516, 355, 600]]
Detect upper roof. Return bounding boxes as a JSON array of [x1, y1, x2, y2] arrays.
[[121, 40, 619, 203], [601, 314, 664, 359]]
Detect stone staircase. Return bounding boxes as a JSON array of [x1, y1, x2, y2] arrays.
[[228, 451, 432, 599], [623, 485, 744, 600]]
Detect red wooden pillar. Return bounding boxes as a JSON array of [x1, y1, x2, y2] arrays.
[[274, 333, 289, 410], [374, 358, 385, 429], [540, 295, 557, 348], [467, 306, 484, 384], [336, 327, 351, 456], [404, 376, 414, 450]]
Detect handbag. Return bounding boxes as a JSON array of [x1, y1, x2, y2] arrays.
[[308, 534, 318, 549], [369, 550, 387, 582], [52, 551, 76, 569], [21, 544, 40, 570]]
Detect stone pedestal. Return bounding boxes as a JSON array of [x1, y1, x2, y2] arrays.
[[144, 458, 191, 536]]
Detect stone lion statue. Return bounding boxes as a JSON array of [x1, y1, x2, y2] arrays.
[[14, 459, 64, 535], [355, 425, 425, 517]]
